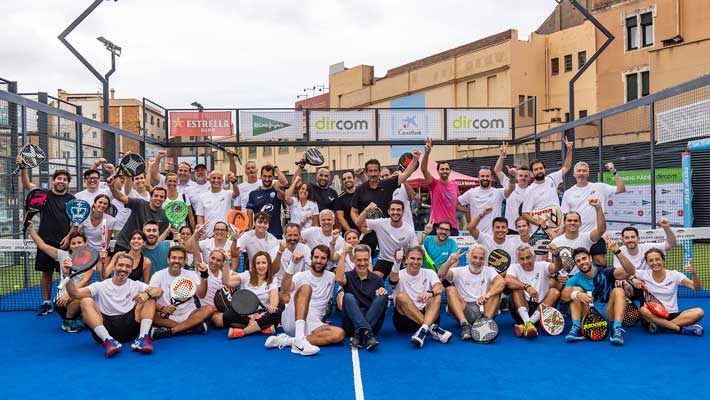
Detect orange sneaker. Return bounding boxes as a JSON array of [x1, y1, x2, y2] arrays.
[[227, 328, 245, 339], [524, 321, 538, 338], [261, 325, 276, 335], [514, 324, 525, 337]]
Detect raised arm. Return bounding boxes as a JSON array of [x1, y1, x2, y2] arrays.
[[27, 225, 58, 260], [605, 162, 626, 194], [608, 237, 635, 279], [658, 218, 677, 249], [397, 149, 422, 185], [589, 198, 607, 242], [437, 251, 462, 282], [681, 259, 702, 291], [16, 155, 37, 190], [560, 136, 573, 176], [107, 174, 129, 205], [494, 142, 508, 185], [355, 202, 377, 229], [334, 243, 352, 286], [148, 151, 164, 186], [467, 205, 492, 240], [503, 166, 517, 198], [421, 137, 434, 185], [226, 149, 237, 177], [283, 176, 301, 206]]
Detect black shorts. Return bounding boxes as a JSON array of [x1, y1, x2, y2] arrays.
[[90, 308, 139, 344], [53, 300, 81, 321], [392, 308, 440, 333], [590, 238, 607, 256], [374, 259, 395, 276], [35, 246, 60, 273], [510, 300, 539, 324]]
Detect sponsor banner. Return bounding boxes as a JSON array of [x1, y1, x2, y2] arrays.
[[169, 111, 232, 137], [447, 109, 510, 139], [309, 110, 375, 141], [239, 111, 304, 140], [378, 110, 443, 140], [656, 99, 710, 144]]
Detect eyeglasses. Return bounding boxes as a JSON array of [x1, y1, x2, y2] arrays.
[[437, 227, 451, 232], [213, 228, 227, 232], [86, 177, 99, 181]]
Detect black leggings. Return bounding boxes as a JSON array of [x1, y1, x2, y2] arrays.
[[222, 307, 283, 329]]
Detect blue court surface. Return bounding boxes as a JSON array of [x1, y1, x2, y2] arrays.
[[1, 298, 709, 400]]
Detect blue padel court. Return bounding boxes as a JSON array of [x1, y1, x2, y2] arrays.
[[2, 297, 708, 400]]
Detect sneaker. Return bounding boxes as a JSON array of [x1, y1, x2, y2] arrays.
[[102, 338, 121, 358], [261, 325, 276, 335], [363, 330, 378, 351], [131, 336, 153, 354], [514, 324, 525, 337], [500, 297, 510, 312], [291, 337, 319, 356], [410, 327, 427, 348], [37, 303, 53, 316], [430, 324, 452, 344], [150, 326, 173, 340], [460, 322, 472, 341], [185, 322, 208, 335], [565, 325, 585, 342], [61, 319, 82, 333], [227, 328, 245, 339], [681, 324, 704, 336], [647, 322, 658, 335], [350, 330, 363, 349], [524, 321, 538, 338], [610, 327, 625, 345], [265, 333, 292, 349]]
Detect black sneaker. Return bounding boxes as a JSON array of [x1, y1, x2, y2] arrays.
[[363, 330, 379, 351], [37, 303, 53, 316], [185, 322, 208, 335], [150, 326, 173, 340], [350, 331, 363, 349]]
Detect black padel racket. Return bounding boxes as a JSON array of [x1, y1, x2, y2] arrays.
[[230, 289, 266, 316], [397, 152, 415, 173], [206, 141, 242, 165], [365, 206, 384, 220], [12, 144, 46, 175], [57, 246, 100, 290], [295, 148, 325, 168], [582, 293, 608, 341], [116, 153, 145, 177], [623, 298, 640, 327]]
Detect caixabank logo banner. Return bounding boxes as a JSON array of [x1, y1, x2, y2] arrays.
[[378, 110, 443, 140]]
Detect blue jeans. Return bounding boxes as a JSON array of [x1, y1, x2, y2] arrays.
[[341, 293, 388, 336]]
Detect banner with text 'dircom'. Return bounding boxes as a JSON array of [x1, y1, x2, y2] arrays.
[[446, 109, 511, 139], [239, 111, 304, 141], [169, 111, 233, 137], [308, 110, 375, 141]]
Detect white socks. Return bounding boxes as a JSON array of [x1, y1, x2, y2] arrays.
[[295, 320, 306, 339], [518, 307, 530, 323], [139, 319, 152, 337], [94, 325, 111, 341]]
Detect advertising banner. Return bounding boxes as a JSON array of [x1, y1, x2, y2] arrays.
[[309, 110, 375, 141], [169, 111, 232, 137], [378, 109, 443, 140], [447, 109, 510, 139], [239, 111, 304, 140]]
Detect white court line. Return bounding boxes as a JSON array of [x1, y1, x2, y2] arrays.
[[351, 347, 365, 400]]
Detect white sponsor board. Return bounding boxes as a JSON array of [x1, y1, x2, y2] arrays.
[[309, 110, 375, 141], [239, 111, 304, 140], [656, 99, 710, 144], [447, 109, 510, 139], [378, 110, 443, 140]]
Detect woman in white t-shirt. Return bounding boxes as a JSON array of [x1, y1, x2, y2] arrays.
[[197, 249, 234, 328], [77, 194, 115, 252], [163, 173, 195, 230], [221, 251, 281, 339], [633, 248, 704, 336], [284, 176, 319, 229]]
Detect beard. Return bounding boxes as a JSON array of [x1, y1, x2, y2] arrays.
[[469, 263, 483, 274], [534, 172, 545, 181], [479, 179, 490, 188], [311, 262, 327, 273]]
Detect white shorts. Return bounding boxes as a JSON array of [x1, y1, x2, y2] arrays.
[[281, 303, 325, 337]]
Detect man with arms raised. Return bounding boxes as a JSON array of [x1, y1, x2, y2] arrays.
[[294, 161, 338, 212], [272, 223, 312, 285], [422, 137, 461, 235], [248, 165, 286, 238], [63, 253, 162, 357], [468, 206, 522, 271], [234, 160, 288, 211], [458, 164, 515, 236], [494, 143, 533, 232], [265, 245, 345, 355], [419, 220, 459, 270], [149, 152, 194, 193], [231, 211, 279, 271], [379, 166, 416, 228], [616, 219, 676, 271]]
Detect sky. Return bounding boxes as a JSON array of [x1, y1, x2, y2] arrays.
[[1, 0, 557, 109]]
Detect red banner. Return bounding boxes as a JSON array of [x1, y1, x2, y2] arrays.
[[169, 111, 232, 137]]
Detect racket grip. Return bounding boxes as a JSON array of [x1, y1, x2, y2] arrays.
[[57, 276, 71, 291]]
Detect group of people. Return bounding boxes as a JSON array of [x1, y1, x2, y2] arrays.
[[20, 137, 705, 358]]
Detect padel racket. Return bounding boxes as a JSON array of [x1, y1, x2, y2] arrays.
[[165, 200, 189, 232], [365, 206, 383, 220], [295, 148, 325, 168], [57, 246, 100, 290], [12, 143, 46, 175], [488, 249, 512, 273], [471, 304, 499, 344], [557, 246, 575, 273], [214, 286, 236, 313], [206, 141, 242, 165], [582, 292, 608, 341], [397, 152, 415, 173], [643, 288, 669, 319], [66, 199, 91, 233], [160, 276, 198, 318], [539, 303, 565, 336], [23, 188, 48, 241], [116, 153, 145, 177], [529, 226, 551, 256], [623, 298, 640, 327], [227, 209, 249, 234], [230, 289, 267, 316]]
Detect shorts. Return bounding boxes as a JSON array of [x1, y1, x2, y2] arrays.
[[281, 303, 325, 337], [374, 259, 395, 276], [392, 307, 440, 333], [590, 238, 607, 256], [510, 300, 539, 324], [53, 299, 81, 321], [35, 246, 60, 273], [90, 308, 139, 343]]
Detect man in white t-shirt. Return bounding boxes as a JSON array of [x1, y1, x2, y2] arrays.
[[494, 142, 533, 232], [148, 152, 195, 194], [265, 245, 345, 356], [615, 219, 677, 272], [231, 212, 279, 270], [185, 163, 211, 205], [468, 205, 523, 273], [521, 137, 573, 231], [75, 168, 113, 205], [148, 246, 214, 339], [505, 243, 563, 338], [356, 200, 418, 279], [195, 170, 239, 237], [550, 198, 606, 278], [562, 161, 625, 266], [63, 253, 162, 357], [389, 246, 451, 348], [273, 223, 312, 286], [301, 210, 344, 271], [437, 244, 506, 341], [380, 167, 416, 228], [458, 165, 515, 235]]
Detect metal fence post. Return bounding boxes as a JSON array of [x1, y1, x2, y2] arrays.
[[597, 118, 603, 182], [76, 105, 84, 191], [649, 102, 657, 226], [37, 92, 50, 189]]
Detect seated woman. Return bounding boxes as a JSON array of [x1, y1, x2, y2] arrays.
[[102, 230, 152, 283], [198, 249, 234, 328], [633, 249, 704, 335]]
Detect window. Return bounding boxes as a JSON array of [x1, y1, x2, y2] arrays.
[[578, 51, 586, 69], [248, 147, 256, 158], [579, 110, 588, 118], [157, 120, 161, 128], [263, 147, 271, 156], [150, 116, 154, 125], [564, 54, 572, 72], [92, 131, 97, 138], [641, 71, 650, 96], [626, 72, 639, 101], [92, 113, 97, 119], [626, 16, 638, 51], [564, 112, 570, 122], [278, 146, 289, 154], [641, 12, 653, 47], [551, 58, 559, 75], [295, 146, 307, 152], [527, 96, 534, 118], [518, 95, 525, 117], [93, 150, 98, 157]]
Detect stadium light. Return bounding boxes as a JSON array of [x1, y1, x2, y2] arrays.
[[97, 36, 122, 57], [191, 102, 204, 112]]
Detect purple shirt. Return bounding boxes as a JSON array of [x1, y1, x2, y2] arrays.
[[429, 178, 460, 225]]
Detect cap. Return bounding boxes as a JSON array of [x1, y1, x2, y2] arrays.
[[195, 163, 208, 170]]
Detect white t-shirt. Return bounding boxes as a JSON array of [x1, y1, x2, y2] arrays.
[[636, 269, 686, 313], [561, 182, 616, 232], [276, 243, 312, 285], [393, 185, 414, 228], [129, 189, 151, 202], [288, 198, 319, 229], [195, 190, 235, 236], [158, 175, 195, 194], [614, 242, 666, 271], [88, 278, 149, 316], [149, 269, 201, 322], [505, 186, 527, 231], [551, 232, 595, 274], [301, 227, 344, 269], [522, 170, 564, 231], [450, 266, 500, 303], [237, 230, 279, 260], [288, 270, 335, 319], [506, 261, 553, 301], [394, 268, 440, 310], [342, 253, 356, 272], [198, 238, 234, 266], [74, 187, 112, 205], [366, 218, 418, 262], [80, 215, 115, 250], [458, 187, 506, 235], [186, 181, 210, 205], [239, 271, 278, 307], [235, 179, 263, 210], [111, 198, 131, 231], [202, 269, 228, 306], [476, 232, 522, 269]]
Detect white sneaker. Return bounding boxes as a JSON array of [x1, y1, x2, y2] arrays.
[[264, 333, 292, 349], [431, 324, 452, 344], [291, 337, 320, 356], [410, 327, 427, 348]]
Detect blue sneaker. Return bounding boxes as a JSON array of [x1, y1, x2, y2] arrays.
[[647, 322, 658, 334], [681, 324, 704, 336], [131, 335, 154, 354], [610, 327, 625, 345], [411, 327, 427, 348], [565, 325, 584, 342], [102, 338, 121, 358]]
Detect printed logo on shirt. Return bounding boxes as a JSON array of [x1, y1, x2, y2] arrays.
[[269, 192, 276, 198]]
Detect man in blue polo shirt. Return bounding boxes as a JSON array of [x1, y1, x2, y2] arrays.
[[335, 244, 388, 350], [419, 219, 459, 270]]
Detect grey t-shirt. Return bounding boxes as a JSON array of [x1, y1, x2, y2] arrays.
[[116, 198, 168, 250]]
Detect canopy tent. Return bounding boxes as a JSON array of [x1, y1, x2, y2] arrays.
[[406, 155, 479, 189]]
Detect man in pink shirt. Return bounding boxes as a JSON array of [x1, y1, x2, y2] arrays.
[[422, 137, 463, 235]]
